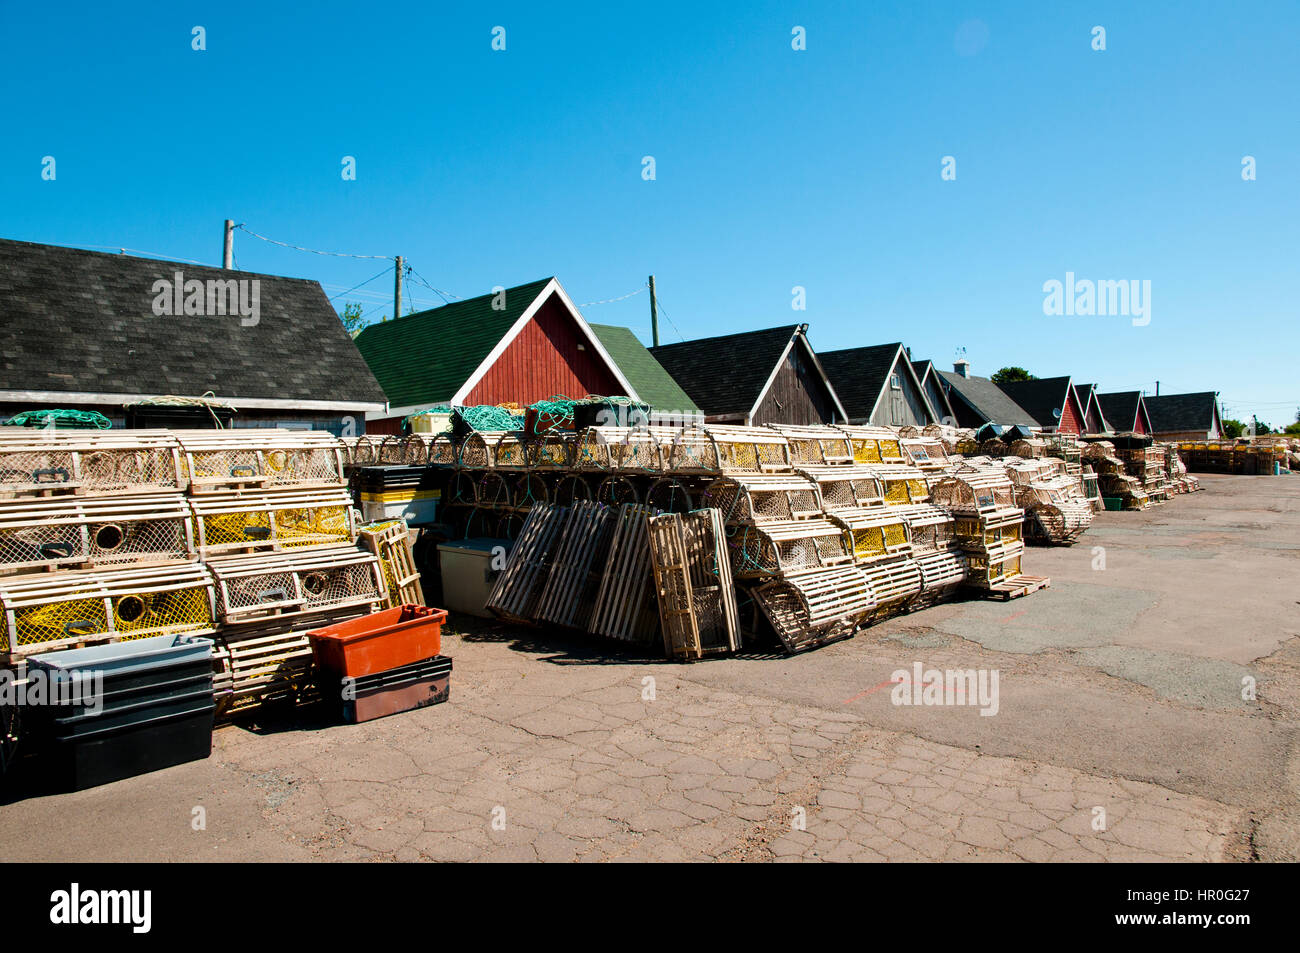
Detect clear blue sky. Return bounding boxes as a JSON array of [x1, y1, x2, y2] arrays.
[[2, 1, 1296, 426]]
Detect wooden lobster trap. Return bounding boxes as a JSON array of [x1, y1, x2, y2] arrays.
[[1008, 437, 1049, 459], [646, 477, 695, 513], [863, 554, 923, 614], [751, 565, 872, 653], [1023, 495, 1094, 544], [913, 549, 967, 606], [951, 508, 1024, 552], [458, 430, 529, 469], [647, 508, 741, 660], [929, 469, 1018, 515], [375, 433, 428, 466], [700, 473, 822, 524], [176, 430, 346, 492], [427, 434, 458, 466], [473, 471, 515, 510], [189, 487, 355, 558], [513, 472, 550, 510], [346, 434, 384, 466], [765, 424, 855, 466], [795, 465, 885, 511], [206, 544, 386, 626], [1099, 472, 1150, 509], [702, 425, 792, 474], [834, 425, 905, 465], [900, 437, 950, 471], [865, 464, 930, 505], [893, 503, 956, 552], [0, 429, 185, 498], [727, 518, 853, 578], [595, 474, 642, 506], [525, 431, 576, 470], [590, 504, 659, 644], [0, 493, 194, 574], [828, 507, 913, 564], [358, 520, 424, 609], [535, 502, 617, 630], [574, 426, 668, 472], [0, 563, 216, 660], [963, 540, 1027, 588]]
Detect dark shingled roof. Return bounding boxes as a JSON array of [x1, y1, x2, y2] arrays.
[[588, 324, 699, 413], [937, 371, 1039, 428], [995, 376, 1075, 429], [0, 238, 387, 406], [649, 325, 801, 417], [1144, 392, 1221, 434], [1096, 391, 1147, 433], [819, 343, 906, 421], [355, 277, 554, 407]]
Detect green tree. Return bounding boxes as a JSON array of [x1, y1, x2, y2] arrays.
[[991, 366, 1036, 384], [340, 301, 371, 337], [1222, 418, 1244, 438]]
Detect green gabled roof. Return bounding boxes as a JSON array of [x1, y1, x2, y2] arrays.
[[354, 277, 554, 407], [588, 324, 700, 413]]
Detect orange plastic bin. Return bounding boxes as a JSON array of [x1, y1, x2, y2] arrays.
[[308, 605, 447, 678]]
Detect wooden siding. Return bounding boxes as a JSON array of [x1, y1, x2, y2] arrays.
[[465, 294, 622, 406], [1057, 391, 1083, 434], [922, 377, 950, 423], [752, 340, 838, 425], [1132, 407, 1148, 435], [869, 355, 932, 427]]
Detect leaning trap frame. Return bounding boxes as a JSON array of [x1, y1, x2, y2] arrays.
[[647, 508, 741, 660], [751, 565, 873, 653]]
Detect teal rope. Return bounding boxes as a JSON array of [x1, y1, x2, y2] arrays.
[[5, 409, 112, 429], [455, 405, 524, 432]]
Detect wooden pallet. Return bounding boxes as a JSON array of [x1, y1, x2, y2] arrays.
[[979, 574, 1051, 600]]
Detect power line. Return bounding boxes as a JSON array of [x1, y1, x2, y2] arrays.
[[234, 224, 393, 260], [405, 266, 459, 305], [76, 245, 210, 266], [328, 264, 396, 302], [578, 286, 646, 308]]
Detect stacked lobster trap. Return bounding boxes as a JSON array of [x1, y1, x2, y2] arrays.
[[1002, 457, 1094, 544], [930, 466, 1048, 597], [0, 427, 424, 718]]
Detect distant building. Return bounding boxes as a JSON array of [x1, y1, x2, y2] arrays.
[[1144, 392, 1226, 441], [355, 277, 638, 434], [937, 361, 1039, 430], [650, 324, 845, 425], [911, 359, 956, 424], [0, 238, 386, 432], [1096, 391, 1153, 436], [996, 376, 1087, 435], [1073, 383, 1111, 434], [818, 343, 935, 427]]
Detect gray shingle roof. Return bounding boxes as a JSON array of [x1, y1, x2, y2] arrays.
[[819, 343, 905, 421], [0, 238, 386, 406], [937, 371, 1039, 428], [649, 325, 801, 417], [1096, 391, 1147, 432], [1144, 392, 1221, 433], [995, 376, 1075, 429]]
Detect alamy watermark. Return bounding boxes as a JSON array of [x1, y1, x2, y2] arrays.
[[1, 667, 102, 715], [890, 662, 1000, 716], [151, 271, 260, 326], [1042, 272, 1150, 327]]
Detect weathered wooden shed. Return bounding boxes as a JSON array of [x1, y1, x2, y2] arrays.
[[911, 359, 956, 424], [1073, 383, 1112, 435], [648, 324, 846, 426], [818, 343, 936, 427], [355, 277, 638, 433], [938, 363, 1040, 430], [1143, 392, 1226, 441]]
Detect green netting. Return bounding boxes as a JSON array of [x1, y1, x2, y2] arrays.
[[527, 396, 577, 435], [4, 409, 112, 429], [453, 405, 525, 432]]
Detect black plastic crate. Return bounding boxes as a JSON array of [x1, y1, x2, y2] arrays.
[[43, 700, 215, 791], [322, 655, 452, 724]]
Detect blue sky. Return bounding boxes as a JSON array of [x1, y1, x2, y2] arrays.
[[2, 1, 1296, 426]]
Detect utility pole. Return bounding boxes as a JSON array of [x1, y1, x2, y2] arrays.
[[392, 256, 403, 322], [222, 220, 234, 269], [1155, 380, 1160, 396], [648, 274, 659, 347]]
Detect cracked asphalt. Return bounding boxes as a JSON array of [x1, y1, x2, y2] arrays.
[[2, 473, 1296, 862]]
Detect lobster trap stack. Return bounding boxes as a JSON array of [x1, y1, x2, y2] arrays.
[[0, 428, 417, 719]]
